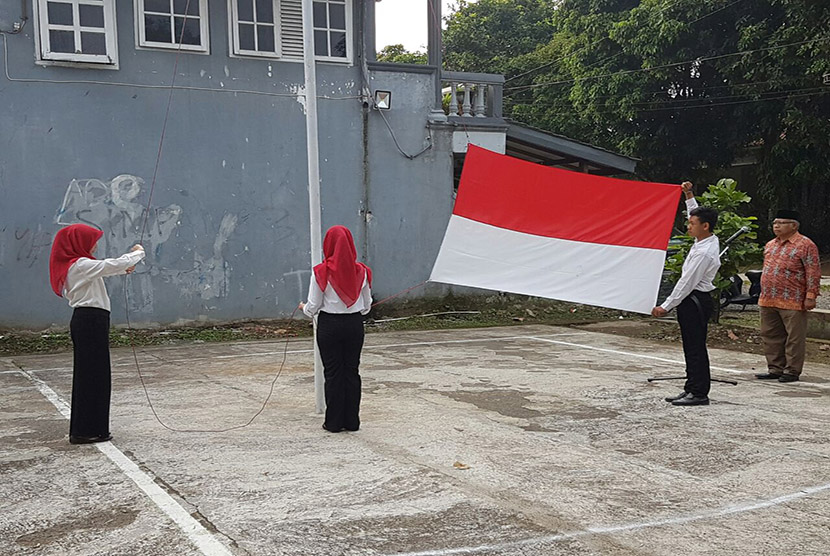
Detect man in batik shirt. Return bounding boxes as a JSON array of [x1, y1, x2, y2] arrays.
[[755, 209, 821, 383]]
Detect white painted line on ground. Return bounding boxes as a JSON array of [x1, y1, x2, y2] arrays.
[[528, 336, 744, 374], [18, 331, 829, 392], [15, 368, 234, 556], [389, 481, 830, 556], [529, 336, 830, 390], [20, 368, 72, 418]]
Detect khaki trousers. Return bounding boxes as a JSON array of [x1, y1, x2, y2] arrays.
[[760, 306, 808, 376]]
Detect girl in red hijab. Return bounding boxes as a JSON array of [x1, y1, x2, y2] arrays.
[[49, 224, 145, 444], [299, 226, 372, 432]]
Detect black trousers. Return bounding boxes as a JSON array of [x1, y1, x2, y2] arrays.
[[69, 307, 112, 438], [316, 311, 364, 431], [676, 290, 713, 397]]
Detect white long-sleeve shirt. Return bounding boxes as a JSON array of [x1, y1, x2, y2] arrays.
[[302, 274, 372, 317], [63, 249, 146, 312], [660, 198, 721, 312]]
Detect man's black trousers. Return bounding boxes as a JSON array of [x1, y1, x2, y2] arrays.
[[676, 290, 713, 397], [316, 311, 364, 431]]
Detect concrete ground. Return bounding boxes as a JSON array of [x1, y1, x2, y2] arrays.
[[1, 324, 829, 556]]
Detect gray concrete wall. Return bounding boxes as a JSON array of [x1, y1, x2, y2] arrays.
[[363, 66, 454, 302], [0, 2, 455, 328]]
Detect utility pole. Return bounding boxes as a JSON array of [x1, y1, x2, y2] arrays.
[[301, 0, 324, 414]]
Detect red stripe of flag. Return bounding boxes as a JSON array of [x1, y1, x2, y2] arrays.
[[453, 145, 681, 251]]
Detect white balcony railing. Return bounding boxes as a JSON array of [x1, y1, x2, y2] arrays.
[[441, 71, 504, 119]]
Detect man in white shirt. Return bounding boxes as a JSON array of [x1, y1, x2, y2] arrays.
[[652, 182, 721, 406]]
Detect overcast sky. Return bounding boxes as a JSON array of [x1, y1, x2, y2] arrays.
[[374, 0, 461, 53]]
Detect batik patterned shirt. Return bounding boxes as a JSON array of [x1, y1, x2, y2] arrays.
[[759, 233, 821, 311]]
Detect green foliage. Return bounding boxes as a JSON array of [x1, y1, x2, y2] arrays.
[[376, 44, 427, 65], [443, 0, 557, 73], [664, 179, 763, 292]]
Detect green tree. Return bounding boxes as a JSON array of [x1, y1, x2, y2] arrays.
[[443, 0, 557, 74], [376, 44, 427, 65], [664, 179, 763, 303]]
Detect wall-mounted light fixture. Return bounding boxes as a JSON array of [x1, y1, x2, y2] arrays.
[[374, 90, 392, 110]]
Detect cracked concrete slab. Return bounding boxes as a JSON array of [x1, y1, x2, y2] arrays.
[[1, 325, 829, 555]]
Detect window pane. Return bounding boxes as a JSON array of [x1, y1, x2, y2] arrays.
[[79, 4, 105, 27], [237, 0, 253, 22], [49, 30, 75, 52], [174, 17, 201, 45], [144, 0, 170, 14], [174, 0, 199, 16], [81, 31, 107, 54], [255, 0, 274, 24], [330, 31, 346, 57], [329, 3, 345, 31], [257, 25, 275, 52], [47, 2, 74, 25], [238, 23, 254, 50], [312, 2, 326, 28], [313, 30, 327, 56], [145, 14, 172, 42]]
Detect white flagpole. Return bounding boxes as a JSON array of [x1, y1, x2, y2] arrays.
[[301, 0, 325, 414]]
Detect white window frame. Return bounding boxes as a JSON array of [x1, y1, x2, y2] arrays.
[[34, 0, 119, 67], [311, 0, 351, 63], [134, 0, 210, 54], [228, 0, 282, 59]]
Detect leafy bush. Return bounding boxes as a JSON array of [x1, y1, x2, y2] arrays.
[[664, 178, 763, 293]]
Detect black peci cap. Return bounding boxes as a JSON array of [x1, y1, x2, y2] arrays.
[[774, 209, 800, 221]]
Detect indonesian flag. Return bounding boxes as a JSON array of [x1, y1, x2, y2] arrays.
[[430, 145, 680, 314]]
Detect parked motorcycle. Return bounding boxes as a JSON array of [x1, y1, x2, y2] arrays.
[[719, 270, 762, 310]]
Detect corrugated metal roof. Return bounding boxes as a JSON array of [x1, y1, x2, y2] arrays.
[[505, 120, 638, 175]]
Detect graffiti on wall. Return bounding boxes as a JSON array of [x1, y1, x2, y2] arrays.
[[12, 225, 53, 269], [56, 175, 182, 256], [283, 269, 311, 303], [171, 213, 238, 300], [55, 174, 240, 309]]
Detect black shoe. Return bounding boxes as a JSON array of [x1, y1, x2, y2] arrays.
[[778, 374, 799, 383], [69, 434, 112, 445], [672, 395, 709, 406], [755, 373, 783, 380], [322, 424, 344, 433], [665, 391, 689, 402]]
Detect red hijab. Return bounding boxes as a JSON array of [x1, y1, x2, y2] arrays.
[[49, 224, 103, 296], [313, 226, 372, 307]]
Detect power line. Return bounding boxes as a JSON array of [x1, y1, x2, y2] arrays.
[[0, 33, 360, 101], [656, 0, 689, 15], [505, 38, 610, 83], [505, 37, 830, 92], [509, 85, 828, 110], [583, 77, 819, 101], [507, 90, 829, 116], [687, 0, 747, 25], [503, 0, 750, 89]]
